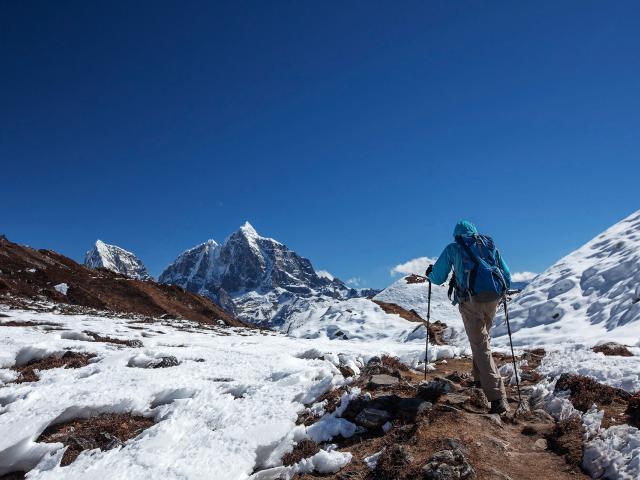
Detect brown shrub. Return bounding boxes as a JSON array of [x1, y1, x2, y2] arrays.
[[381, 355, 410, 372], [626, 393, 640, 428], [281, 439, 320, 466], [554, 374, 629, 412], [338, 364, 355, 378], [546, 416, 584, 469], [405, 274, 426, 284], [37, 413, 154, 466], [592, 343, 634, 357], [85, 331, 143, 348], [13, 351, 96, 383], [374, 445, 418, 480]]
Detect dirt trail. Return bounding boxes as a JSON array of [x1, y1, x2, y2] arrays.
[[296, 355, 588, 480]]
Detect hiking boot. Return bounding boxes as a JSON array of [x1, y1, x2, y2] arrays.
[[489, 398, 509, 415]]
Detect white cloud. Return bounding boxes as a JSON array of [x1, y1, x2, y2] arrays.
[[346, 277, 361, 287], [316, 270, 334, 281], [390, 257, 436, 277], [511, 271, 538, 283]]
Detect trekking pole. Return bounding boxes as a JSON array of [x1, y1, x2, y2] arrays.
[[425, 279, 431, 380], [503, 297, 523, 412]]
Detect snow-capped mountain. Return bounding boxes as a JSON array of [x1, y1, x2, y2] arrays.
[[494, 210, 640, 345], [159, 222, 362, 324], [84, 240, 151, 281]]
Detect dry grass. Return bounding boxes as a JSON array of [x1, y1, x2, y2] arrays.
[[592, 343, 634, 357], [282, 440, 320, 466], [84, 331, 143, 348], [37, 413, 154, 466], [626, 393, 640, 428], [555, 374, 630, 412], [12, 351, 96, 383], [546, 416, 585, 469]]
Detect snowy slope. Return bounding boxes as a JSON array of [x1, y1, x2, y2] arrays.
[[0, 307, 459, 479], [284, 296, 463, 358], [494, 210, 640, 345], [160, 223, 363, 325], [84, 240, 151, 281], [281, 275, 468, 355]]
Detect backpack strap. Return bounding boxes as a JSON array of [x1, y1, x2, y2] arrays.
[[455, 235, 479, 296], [447, 272, 457, 301]]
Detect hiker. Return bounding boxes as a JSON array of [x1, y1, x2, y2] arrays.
[[426, 220, 512, 414]]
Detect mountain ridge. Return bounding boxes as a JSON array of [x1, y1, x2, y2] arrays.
[[0, 236, 245, 327], [159, 223, 369, 325]]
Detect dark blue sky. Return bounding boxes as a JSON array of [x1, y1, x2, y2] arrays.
[[2, 1, 639, 287]]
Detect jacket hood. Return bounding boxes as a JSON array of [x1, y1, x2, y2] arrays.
[[453, 220, 477, 238]]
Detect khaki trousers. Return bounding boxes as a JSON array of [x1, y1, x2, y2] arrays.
[[458, 299, 506, 402]]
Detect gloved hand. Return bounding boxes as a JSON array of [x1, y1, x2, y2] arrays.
[[425, 264, 433, 277]]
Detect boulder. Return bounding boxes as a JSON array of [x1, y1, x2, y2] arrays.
[[417, 378, 459, 403], [153, 356, 180, 368], [395, 398, 432, 422], [355, 408, 391, 429], [369, 374, 400, 389], [422, 448, 474, 479]]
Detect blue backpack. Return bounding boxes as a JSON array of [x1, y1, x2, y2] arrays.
[[453, 234, 508, 302]]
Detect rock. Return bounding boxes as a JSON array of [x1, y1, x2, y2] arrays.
[[422, 448, 474, 480], [438, 438, 467, 454], [468, 388, 488, 409], [533, 438, 548, 451], [341, 396, 371, 421], [153, 356, 180, 368], [355, 408, 391, 429], [395, 398, 432, 422], [446, 371, 469, 383], [530, 409, 555, 423], [486, 467, 513, 480], [367, 356, 382, 366], [480, 413, 503, 427], [417, 378, 459, 403], [445, 393, 470, 406], [375, 445, 413, 479], [369, 374, 399, 388]]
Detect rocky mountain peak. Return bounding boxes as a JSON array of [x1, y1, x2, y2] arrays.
[[159, 224, 365, 325], [84, 240, 151, 281]]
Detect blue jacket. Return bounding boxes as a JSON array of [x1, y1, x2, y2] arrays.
[[427, 220, 511, 289]]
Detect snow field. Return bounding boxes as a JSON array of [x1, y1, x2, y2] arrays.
[[0, 308, 458, 479]]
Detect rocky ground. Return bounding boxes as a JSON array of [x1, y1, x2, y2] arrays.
[[291, 352, 610, 480]]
